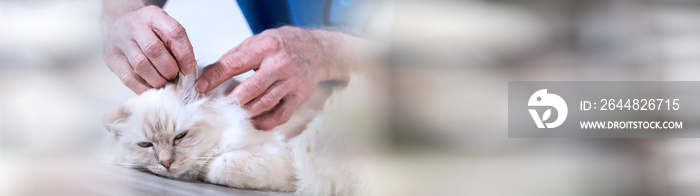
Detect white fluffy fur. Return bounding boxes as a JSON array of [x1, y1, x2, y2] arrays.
[[102, 69, 365, 195]]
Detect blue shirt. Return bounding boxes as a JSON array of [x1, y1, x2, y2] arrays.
[[236, 0, 373, 35]]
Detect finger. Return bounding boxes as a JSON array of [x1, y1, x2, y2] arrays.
[[122, 41, 168, 88], [106, 52, 152, 94], [225, 71, 278, 105], [197, 47, 265, 92], [252, 95, 303, 130], [133, 28, 179, 80], [243, 81, 289, 117], [149, 9, 196, 75], [229, 34, 257, 52]]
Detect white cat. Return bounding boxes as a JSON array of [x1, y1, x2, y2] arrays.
[[102, 69, 363, 195]]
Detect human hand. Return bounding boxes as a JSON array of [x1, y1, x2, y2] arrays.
[[103, 5, 196, 94], [197, 26, 332, 130]]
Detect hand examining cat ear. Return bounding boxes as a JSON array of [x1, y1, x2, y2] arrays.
[[197, 26, 339, 130], [103, 5, 196, 94]]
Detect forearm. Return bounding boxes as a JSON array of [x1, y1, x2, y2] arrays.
[[101, 0, 167, 34]]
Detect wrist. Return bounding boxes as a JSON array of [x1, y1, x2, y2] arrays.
[[100, 1, 147, 36], [307, 29, 330, 82], [309, 29, 351, 82]]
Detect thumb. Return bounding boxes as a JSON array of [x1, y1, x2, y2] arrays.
[[197, 49, 262, 92]]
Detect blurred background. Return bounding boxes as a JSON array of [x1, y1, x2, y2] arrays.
[[2, 0, 700, 195]]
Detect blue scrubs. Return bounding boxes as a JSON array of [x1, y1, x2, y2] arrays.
[[236, 0, 373, 35]]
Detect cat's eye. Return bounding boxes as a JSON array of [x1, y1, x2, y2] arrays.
[[137, 142, 153, 148], [174, 131, 188, 140]]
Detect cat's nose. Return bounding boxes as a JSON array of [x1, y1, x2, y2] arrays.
[[159, 159, 173, 169]]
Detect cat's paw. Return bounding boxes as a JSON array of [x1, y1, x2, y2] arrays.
[[205, 148, 294, 191]]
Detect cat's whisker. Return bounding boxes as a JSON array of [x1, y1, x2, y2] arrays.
[[184, 157, 216, 168], [189, 157, 216, 160], [192, 168, 206, 178], [183, 165, 208, 180]]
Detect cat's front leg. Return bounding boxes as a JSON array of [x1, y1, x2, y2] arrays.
[[205, 144, 295, 191]]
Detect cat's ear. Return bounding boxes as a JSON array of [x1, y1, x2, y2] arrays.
[[177, 66, 198, 89], [102, 106, 131, 137], [176, 66, 200, 104]]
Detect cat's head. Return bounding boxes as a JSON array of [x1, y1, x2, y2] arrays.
[[102, 70, 248, 178]]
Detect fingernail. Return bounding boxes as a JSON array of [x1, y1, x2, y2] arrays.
[[183, 62, 195, 75], [196, 79, 208, 92]]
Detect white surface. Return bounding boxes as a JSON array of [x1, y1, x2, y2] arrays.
[[164, 0, 255, 81]]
